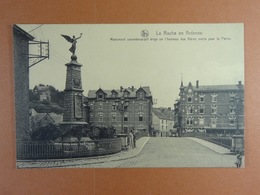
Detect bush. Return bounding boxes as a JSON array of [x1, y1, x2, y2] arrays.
[[31, 124, 60, 141]]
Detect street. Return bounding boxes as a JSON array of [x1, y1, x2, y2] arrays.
[[64, 137, 237, 168]]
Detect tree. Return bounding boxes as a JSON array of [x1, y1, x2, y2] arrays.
[[31, 124, 60, 141]]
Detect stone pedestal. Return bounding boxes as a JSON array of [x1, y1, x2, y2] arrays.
[[60, 55, 87, 133]]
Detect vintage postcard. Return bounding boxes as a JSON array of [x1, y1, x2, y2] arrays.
[[14, 24, 244, 168]]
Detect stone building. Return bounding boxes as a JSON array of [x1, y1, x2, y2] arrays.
[[152, 107, 174, 137], [13, 25, 34, 140], [87, 86, 153, 135], [33, 84, 51, 102], [175, 80, 244, 135]]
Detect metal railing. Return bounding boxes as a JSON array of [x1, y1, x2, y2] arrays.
[[183, 132, 232, 149], [17, 138, 121, 160]]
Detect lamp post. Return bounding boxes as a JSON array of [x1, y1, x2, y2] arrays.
[[230, 96, 244, 135], [115, 97, 129, 134]]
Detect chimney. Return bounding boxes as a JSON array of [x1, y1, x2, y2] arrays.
[[196, 80, 199, 88], [120, 86, 123, 92], [131, 86, 134, 92], [238, 81, 242, 85]]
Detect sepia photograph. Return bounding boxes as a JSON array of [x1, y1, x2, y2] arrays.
[[14, 23, 244, 169]]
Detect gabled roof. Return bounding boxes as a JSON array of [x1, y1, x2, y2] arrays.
[[111, 89, 118, 94], [88, 86, 152, 99], [48, 113, 63, 124], [153, 107, 174, 120], [95, 88, 107, 95]]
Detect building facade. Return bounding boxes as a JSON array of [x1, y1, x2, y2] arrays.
[[152, 107, 174, 137], [175, 80, 244, 135], [13, 25, 34, 140], [33, 84, 51, 102], [87, 86, 153, 135]]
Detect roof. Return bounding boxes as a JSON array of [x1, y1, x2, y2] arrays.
[[13, 24, 34, 41], [88, 86, 152, 99], [153, 107, 174, 120], [49, 113, 63, 124], [185, 84, 244, 92]]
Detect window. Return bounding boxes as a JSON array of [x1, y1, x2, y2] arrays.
[[99, 114, 103, 122], [139, 92, 144, 98], [98, 93, 103, 99], [186, 118, 193, 125], [112, 93, 117, 98], [123, 127, 128, 134], [199, 117, 205, 125], [229, 106, 235, 114], [112, 103, 116, 110], [199, 93, 205, 103], [124, 104, 128, 110], [229, 116, 236, 125], [112, 114, 116, 122], [124, 91, 129, 97], [139, 103, 143, 110], [187, 106, 193, 114], [211, 93, 218, 102], [230, 119, 235, 125], [199, 108, 204, 114], [198, 105, 205, 114], [211, 105, 217, 114], [99, 103, 103, 110], [139, 115, 143, 121], [124, 114, 128, 121], [187, 92, 193, 103], [211, 117, 217, 127]]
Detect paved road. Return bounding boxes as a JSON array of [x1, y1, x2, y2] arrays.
[[64, 137, 237, 168]]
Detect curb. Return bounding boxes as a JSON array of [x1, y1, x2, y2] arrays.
[[17, 137, 150, 168]]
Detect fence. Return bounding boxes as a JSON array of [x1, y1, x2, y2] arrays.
[[17, 138, 121, 160], [183, 132, 232, 149]]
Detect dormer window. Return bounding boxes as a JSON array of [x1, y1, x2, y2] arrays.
[[112, 93, 116, 98], [96, 88, 107, 99], [139, 92, 144, 98], [124, 92, 129, 97], [111, 90, 118, 98]]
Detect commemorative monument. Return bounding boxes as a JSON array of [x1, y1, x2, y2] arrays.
[[59, 33, 88, 135]]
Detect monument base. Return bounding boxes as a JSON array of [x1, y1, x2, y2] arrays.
[[59, 121, 88, 134]]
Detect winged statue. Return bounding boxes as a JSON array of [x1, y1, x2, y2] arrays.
[[61, 33, 82, 55]]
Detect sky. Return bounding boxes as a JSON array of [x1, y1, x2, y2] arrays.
[[17, 24, 244, 108]]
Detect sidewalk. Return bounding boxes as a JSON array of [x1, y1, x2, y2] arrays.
[[17, 137, 150, 169], [186, 137, 234, 154]]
